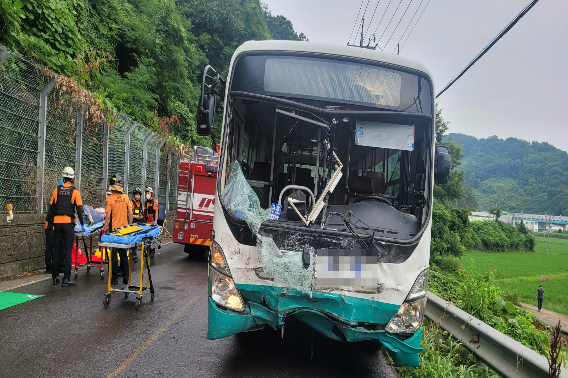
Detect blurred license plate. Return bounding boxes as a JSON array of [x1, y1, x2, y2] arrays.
[[315, 249, 378, 288]]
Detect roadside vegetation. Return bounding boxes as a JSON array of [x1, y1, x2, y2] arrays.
[[0, 0, 305, 148], [398, 110, 566, 377]]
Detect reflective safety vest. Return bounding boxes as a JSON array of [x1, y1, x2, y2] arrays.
[[55, 185, 76, 217], [132, 200, 143, 216], [145, 198, 158, 221]]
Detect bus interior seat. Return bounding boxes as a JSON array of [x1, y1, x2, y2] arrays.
[[250, 161, 271, 182], [346, 176, 375, 205], [348, 170, 358, 189], [363, 171, 386, 194], [294, 167, 314, 193]]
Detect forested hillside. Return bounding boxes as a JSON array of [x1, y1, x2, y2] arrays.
[[0, 0, 305, 147], [450, 133, 568, 214]]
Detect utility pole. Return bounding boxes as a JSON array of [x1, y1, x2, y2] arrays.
[[347, 15, 377, 49], [547, 214, 550, 254], [397, 43, 400, 55], [543, 214, 546, 242], [360, 17, 365, 47]]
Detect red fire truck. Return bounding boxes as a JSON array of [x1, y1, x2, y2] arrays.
[[174, 146, 218, 253]]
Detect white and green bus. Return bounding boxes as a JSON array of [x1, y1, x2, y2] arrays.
[[195, 41, 450, 367]]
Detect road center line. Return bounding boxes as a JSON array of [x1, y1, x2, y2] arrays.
[[107, 287, 207, 378]]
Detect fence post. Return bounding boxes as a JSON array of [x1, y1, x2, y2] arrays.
[[166, 151, 172, 210], [102, 121, 109, 200], [124, 121, 138, 195], [155, 139, 166, 200], [141, 133, 154, 192], [74, 105, 83, 191], [36, 78, 57, 213], [0, 46, 9, 66]]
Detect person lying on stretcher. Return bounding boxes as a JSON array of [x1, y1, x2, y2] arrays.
[[75, 205, 105, 227]]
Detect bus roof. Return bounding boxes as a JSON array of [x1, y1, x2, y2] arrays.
[[231, 40, 434, 82]]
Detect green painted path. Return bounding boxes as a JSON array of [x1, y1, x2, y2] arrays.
[[0, 292, 43, 311]]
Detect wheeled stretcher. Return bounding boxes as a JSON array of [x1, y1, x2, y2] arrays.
[[73, 222, 106, 280], [99, 224, 161, 310]]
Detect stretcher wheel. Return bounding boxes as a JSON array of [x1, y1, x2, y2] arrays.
[[136, 296, 142, 310], [151, 292, 155, 301], [87, 266, 91, 273], [100, 270, 104, 280], [124, 292, 129, 299], [103, 293, 111, 307], [74, 272, 78, 279]]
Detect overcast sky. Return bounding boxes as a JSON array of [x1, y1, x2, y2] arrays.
[[262, 0, 568, 152]]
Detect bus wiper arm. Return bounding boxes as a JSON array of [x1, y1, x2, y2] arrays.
[[327, 211, 372, 249]]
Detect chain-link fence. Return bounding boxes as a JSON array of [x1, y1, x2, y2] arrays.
[[0, 47, 180, 214]]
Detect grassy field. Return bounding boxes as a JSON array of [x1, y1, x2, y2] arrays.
[[463, 238, 568, 316]]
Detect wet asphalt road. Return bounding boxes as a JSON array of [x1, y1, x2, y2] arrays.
[[1, 242, 398, 377]]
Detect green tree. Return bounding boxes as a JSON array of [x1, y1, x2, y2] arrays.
[[262, 3, 308, 41], [179, 0, 271, 75], [489, 206, 502, 222], [433, 106, 466, 203]]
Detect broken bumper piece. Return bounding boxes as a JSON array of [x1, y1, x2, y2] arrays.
[[207, 284, 424, 367]]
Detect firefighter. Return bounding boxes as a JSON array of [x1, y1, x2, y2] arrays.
[[130, 187, 143, 263], [46, 167, 89, 286], [144, 187, 159, 224], [44, 217, 55, 274], [102, 175, 133, 285], [132, 188, 144, 223], [144, 187, 159, 258]]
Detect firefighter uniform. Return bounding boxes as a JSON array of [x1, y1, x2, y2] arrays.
[[144, 198, 159, 223], [103, 175, 132, 284], [46, 169, 86, 286], [44, 220, 55, 274], [132, 199, 144, 223], [144, 187, 158, 258]]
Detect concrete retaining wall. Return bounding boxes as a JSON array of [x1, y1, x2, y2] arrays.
[[0, 210, 176, 280]]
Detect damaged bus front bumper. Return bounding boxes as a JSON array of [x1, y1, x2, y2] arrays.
[[207, 284, 424, 367]]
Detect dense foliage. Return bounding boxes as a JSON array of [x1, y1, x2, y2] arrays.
[[430, 199, 470, 258], [467, 220, 535, 252], [0, 0, 305, 147], [434, 107, 466, 204], [429, 257, 550, 356], [450, 133, 568, 214], [431, 200, 535, 258]]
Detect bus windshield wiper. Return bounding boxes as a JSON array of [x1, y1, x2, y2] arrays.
[[327, 210, 375, 249]]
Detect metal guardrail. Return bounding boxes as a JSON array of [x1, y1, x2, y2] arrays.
[[425, 292, 567, 378]]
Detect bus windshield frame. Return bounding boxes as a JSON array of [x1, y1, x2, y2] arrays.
[[218, 51, 435, 248]]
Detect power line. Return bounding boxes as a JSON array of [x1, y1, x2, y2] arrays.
[[392, 0, 425, 53], [383, 0, 414, 51], [376, 0, 405, 47], [347, 1, 365, 45], [369, 0, 393, 42], [363, 0, 383, 39], [399, 0, 431, 51], [436, 0, 540, 98]]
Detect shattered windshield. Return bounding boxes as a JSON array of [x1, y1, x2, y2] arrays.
[[223, 161, 314, 292]]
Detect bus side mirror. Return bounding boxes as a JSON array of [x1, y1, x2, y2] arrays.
[[196, 65, 225, 136], [434, 145, 451, 186], [196, 93, 216, 136]]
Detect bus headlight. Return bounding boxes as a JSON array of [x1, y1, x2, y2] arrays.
[[406, 269, 428, 301], [385, 269, 428, 333], [385, 297, 426, 333], [210, 240, 231, 276], [209, 267, 244, 312]]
